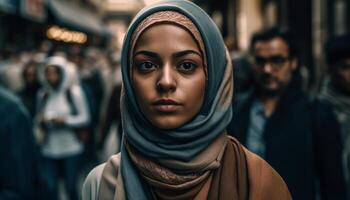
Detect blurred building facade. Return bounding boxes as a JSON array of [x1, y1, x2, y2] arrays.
[[0, 0, 110, 55], [101, 0, 144, 49], [194, 0, 350, 90]]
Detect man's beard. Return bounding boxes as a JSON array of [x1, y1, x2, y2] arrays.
[[256, 74, 286, 97]]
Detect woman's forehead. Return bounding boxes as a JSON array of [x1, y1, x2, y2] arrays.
[[129, 11, 207, 67], [134, 24, 201, 53]]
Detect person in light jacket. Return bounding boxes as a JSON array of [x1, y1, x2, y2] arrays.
[[36, 55, 90, 200]]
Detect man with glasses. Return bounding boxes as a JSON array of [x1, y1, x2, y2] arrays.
[[227, 27, 347, 200], [320, 34, 350, 198]]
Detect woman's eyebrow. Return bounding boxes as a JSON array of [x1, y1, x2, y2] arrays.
[[173, 50, 201, 58], [133, 50, 201, 59], [133, 50, 159, 59]]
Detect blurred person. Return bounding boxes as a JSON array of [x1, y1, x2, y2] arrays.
[[97, 83, 122, 158], [97, 50, 123, 159], [227, 27, 347, 200], [0, 86, 41, 199], [82, 1, 291, 200], [18, 60, 42, 118], [224, 37, 254, 98], [81, 48, 105, 118], [232, 56, 255, 96], [224, 36, 238, 58], [99, 49, 123, 111], [78, 48, 106, 163], [36, 56, 90, 200], [0, 49, 24, 92], [320, 34, 350, 198]]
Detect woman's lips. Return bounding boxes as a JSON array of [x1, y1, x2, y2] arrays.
[[153, 99, 181, 112]]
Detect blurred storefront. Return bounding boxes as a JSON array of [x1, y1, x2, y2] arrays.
[[0, 0, 110, 57], [46, 0, 110, 48], [0, 0, 46, 53]]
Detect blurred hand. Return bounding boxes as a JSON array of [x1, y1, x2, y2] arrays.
[[51, 117, 65, 126]]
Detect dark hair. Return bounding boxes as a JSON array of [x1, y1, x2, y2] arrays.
[[325, 34, 350, 66], [22, 60, 38, 78], [250, 27, 298, 58]]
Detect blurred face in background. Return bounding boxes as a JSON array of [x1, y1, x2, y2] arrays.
[[24, 64, 38, 87], [252, 37, 297, 97], [45, 65, 62, 90], [331, 57, 350, 95], [132, 24, 206, 130]]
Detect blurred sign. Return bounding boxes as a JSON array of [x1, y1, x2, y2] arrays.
[[20, 0, 46, 22], [46, 25, 88, 44], [0, 0, 17, 13]]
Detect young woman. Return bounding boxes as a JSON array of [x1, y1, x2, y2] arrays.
[[83, 1, 291, 199]]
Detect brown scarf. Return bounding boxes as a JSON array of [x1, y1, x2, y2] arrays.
[[98, 135, 292, 200], [124, 134, 248, 200]]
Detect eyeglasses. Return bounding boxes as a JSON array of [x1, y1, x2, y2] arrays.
[[253, 55, 290, 70]]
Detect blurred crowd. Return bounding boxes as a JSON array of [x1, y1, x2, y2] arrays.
[[0, 28, 349, 199], [0, 42, 123, 200]]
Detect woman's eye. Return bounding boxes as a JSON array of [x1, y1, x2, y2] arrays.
[[178, 61, 197, 72], [136, 61, 156, 72]]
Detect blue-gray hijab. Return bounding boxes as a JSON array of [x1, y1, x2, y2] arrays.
[[119, 0, 232, 199]]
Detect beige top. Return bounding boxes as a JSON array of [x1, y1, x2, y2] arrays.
[[82, 154, 120, 200]]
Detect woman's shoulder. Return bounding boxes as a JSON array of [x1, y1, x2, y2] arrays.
[[82, 163, 106, 200], [227, 136, 291, 199], [82, 154, 121, 200], [242, 146, 291, 199]]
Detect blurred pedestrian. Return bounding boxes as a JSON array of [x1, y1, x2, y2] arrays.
[[80, 47, 105, 125], [82, 1, 291, 200], [232, 56, 254, 96], [0, 49, 24, 92], [76, 48, 106, 165], [320, 34, 350, 198], [18, 60, 42, 118], [227, 27, 347, 200], [97, 83, 122, 157], [0, 86, 41, 199], [36, 56, 90, 200]]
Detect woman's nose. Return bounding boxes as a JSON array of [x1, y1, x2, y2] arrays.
[[156, 64, 176, 92]]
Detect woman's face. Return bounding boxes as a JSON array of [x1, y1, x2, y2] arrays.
[[132, 24, 206, 129], [45, 65, 61, 89], [24, 65, 37, 85]]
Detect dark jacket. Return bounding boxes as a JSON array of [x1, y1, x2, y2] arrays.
[[17, 84, 40, 119], [99, 84, 122, 150], [227, 82, 347, 200], [0, 87, 40, 200]]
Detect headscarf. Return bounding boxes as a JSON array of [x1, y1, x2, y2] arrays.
[[103, 0, 233, 199], [39, 56, 79, 93]]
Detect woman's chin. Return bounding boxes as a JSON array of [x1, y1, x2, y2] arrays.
[[150, 117, 186, 130]]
